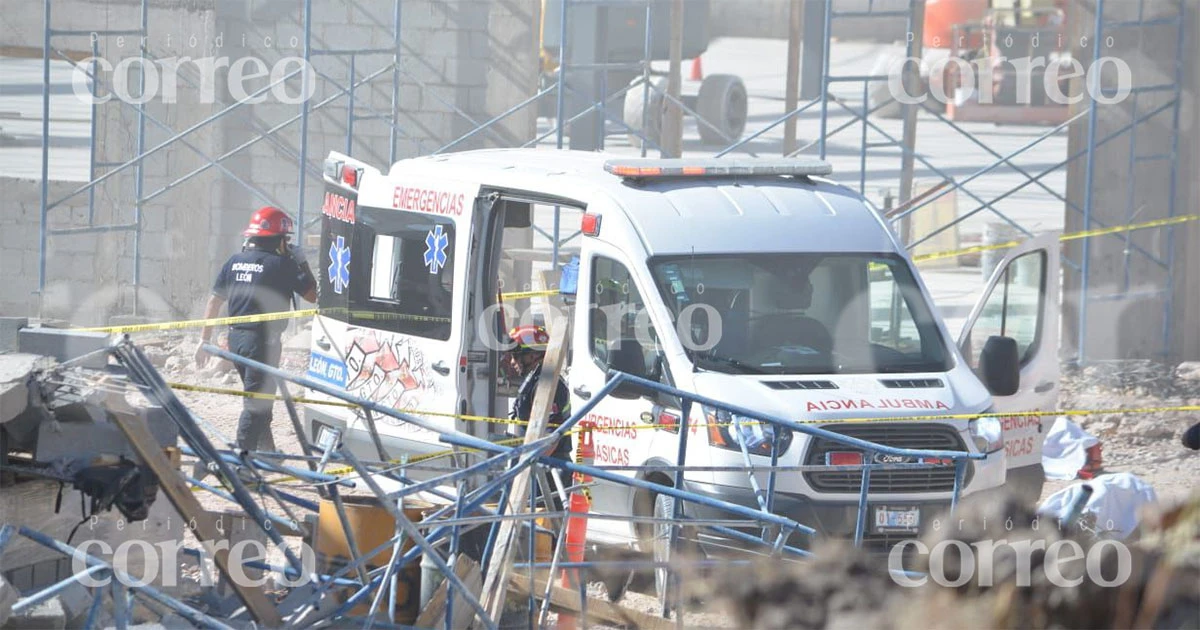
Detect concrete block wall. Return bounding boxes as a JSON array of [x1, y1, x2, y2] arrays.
[[1062, 0, 1199, 361], [709, 0, 911, 42], [0, 0, 538, 325]]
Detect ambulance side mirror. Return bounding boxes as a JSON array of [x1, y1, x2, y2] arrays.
[[979, 335, 1020, 396]]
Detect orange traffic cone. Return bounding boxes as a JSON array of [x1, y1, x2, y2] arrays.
[[689, 56, 703, 81], [556, 425, 595, 629]]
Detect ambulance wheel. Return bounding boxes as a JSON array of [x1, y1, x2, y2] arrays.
[[696, 74, 747, 146], [624, 76, 666, 150]]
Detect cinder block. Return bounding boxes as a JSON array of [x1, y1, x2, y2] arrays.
[[1, 225, 29, 249], [4, 596, 65, 630], [311, 0, 351, 25], [17, 328, 111, 369], [0, 318, 28, 353]]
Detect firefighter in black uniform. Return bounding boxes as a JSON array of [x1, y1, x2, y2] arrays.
[[194, 206, 318, 450], [504, 324, 571, 509]]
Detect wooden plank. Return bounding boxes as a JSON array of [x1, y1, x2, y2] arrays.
[[509, 572, 677, 630], [414, 556, 483, 630], [479, 312, 571, 618], [108, 410, 283, 627]]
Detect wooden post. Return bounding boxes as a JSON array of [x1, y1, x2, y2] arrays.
[[783, 0, 804, 154], [661, 0, 685, 158], [897, 0, 926, 246], [108, 410, 282, 627], [479, 313, 571, 619]]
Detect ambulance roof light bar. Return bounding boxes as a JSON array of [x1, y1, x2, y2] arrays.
[[323, 157, 362, 189], [604, 158, 833, 180]]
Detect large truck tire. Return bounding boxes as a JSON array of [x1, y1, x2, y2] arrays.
[[696, 74, 747, 146], [623, 76, 666, 151]]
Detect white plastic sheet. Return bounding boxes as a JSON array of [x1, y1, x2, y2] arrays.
[[1041, 416, 1100, 480], [1037, 472, 1158, 539]]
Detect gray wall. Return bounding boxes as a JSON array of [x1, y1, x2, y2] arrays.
[[1061, 0, 1199, 361], [0, 0, 539, 324], [709, 0, 912, 42]]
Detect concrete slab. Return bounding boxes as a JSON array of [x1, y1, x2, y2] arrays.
[[0, 354, 51, 426], [17, 328, 110, 369]]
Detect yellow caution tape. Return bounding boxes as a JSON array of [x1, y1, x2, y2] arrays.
[[74, 309, 321, 334], [73, 288, 559, 334], [263, 401, 1196, 480], [499, 289, 560, 300], [170, 376, 1200, 431], [167, 382, 358, 409], [320, 435, 531, 477], [72, 214, 1192, 334], [913, 214, 1199, 264], [166, 381, 524, 425], [75, 307, 454, 334]]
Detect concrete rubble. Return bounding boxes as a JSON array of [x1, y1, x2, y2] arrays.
[[705, 490, 1200, 630]]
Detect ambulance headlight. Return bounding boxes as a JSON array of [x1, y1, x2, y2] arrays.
[[968, 417, 1003, 453], [704, 407, 792, 457]]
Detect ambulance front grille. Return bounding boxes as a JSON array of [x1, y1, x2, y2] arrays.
[[803, 424, 971, 493]]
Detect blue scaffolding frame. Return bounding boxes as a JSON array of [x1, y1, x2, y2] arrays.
[[35, 0, 1191, 362]]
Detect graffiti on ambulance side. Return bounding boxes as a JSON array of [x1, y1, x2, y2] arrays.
[[343, 330, 437, 421]]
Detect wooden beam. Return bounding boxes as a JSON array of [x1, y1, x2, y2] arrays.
[[509, 572, 677, 630], [661, 0, 686, 158], [0, 46, 90, 62], [479, 312, 571, 618], [415, 556, 483, 630], [783, 0, 804, 154], [108, 410, 282, 627]]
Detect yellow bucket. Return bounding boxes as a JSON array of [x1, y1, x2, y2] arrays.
[[316, 496, 431, 624]]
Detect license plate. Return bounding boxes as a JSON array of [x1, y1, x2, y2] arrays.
[[874, 506, 920, 532]]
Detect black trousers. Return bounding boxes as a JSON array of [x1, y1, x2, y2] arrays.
[[227, 327, 282, 451]]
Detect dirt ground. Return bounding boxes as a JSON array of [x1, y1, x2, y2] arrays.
[[127, 329, 1200, 626]]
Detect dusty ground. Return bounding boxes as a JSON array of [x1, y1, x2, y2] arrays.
[[118, 329, 1200, 626]]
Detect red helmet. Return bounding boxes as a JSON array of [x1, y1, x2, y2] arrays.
[[243, 206, 295, 237], [507, 325, 550, 353]]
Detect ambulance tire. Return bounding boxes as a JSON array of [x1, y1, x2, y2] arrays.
[[652, 492, 700, 612], [696, 74, 747, 146], [624, 76, 666, 151]]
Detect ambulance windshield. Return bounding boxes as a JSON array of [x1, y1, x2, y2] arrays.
[[649, 253, 952, 375]]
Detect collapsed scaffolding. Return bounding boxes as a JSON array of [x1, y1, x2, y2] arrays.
[[1, 333, 985, 627]]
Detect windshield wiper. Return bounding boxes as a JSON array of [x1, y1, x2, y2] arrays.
[[695, 354, 767, 375]]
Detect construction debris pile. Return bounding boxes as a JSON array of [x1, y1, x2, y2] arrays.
[[2, 327, 1198, 629], [705, 491, 1200, 630], [0, 330, 738, 629]]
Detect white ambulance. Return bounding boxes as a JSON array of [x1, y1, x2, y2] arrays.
[[302, 148, 1059, 556]]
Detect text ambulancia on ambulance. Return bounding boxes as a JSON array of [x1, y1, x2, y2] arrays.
[[300, 149, 1061, 557]]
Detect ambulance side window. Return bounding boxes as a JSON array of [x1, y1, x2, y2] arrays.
[[590, 256, 660, 377], [348, 206, 455, 340]]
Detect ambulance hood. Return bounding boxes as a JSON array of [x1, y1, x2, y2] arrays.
[[687, 369, 991, 425]]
